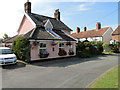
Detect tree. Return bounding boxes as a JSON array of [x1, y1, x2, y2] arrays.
[[3, 33, 9, 40], [13, 36, 31, 62]]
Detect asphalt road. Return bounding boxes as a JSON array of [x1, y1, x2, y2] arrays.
[[1, 54, 119, 88]]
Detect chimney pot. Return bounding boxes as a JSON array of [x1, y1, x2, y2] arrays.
[[76, 27, 80, 33], [84, 27, 87, 31], [96, 22, 101, 31], [54, 9, 60, 20]]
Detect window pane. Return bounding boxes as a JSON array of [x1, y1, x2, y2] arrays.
[[40, 42, 46, 48]]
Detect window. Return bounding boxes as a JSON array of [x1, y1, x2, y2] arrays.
[[39, 42, 47, 52], [69, 45, 73, 51], [46, 28, 61, 39], [59, 43, 64, 51]]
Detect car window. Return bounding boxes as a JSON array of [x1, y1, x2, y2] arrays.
[[0, 49, 13, 54]]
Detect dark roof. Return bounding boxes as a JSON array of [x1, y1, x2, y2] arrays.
[[28, 13, 72, 31], [71, 27, 110, 38], [3, 35, 23, 43], [26, 27, 76, 41], [53, 30, 76, 41], [6, 27, 76, 42], [112, 25, 120, 35]]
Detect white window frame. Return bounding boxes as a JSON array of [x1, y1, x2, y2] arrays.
[[59, 43, 65, 50], [39, 42, 47, 50]]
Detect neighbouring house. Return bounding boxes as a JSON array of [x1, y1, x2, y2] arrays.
[[2, 0, 76, 61], [71, 22, 113, 43], [111, 25, 120, 43]]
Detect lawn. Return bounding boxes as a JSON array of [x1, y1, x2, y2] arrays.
[[89, 65, 119, 88]]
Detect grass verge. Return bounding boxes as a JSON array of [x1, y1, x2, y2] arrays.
[[89, 65, 119, 88]]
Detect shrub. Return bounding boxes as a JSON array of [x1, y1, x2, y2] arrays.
[[103, 43, 119, 53], [77, 41, 103, 58], [13, 36, 31, 62]]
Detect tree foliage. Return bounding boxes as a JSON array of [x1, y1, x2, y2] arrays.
[[13, 36, 31, 62]]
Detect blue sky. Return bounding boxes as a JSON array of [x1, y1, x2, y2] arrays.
[[0, 1, 119, 38]]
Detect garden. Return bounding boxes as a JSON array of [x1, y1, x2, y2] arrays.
[[76, 41, 119, 58]]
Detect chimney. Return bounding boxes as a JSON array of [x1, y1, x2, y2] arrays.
[[24, 0, 31, 13], [54, 9, 60, 20], [84, 27, 87, 31], [96, 22, 101, 31], [76, 27, 80, 33]]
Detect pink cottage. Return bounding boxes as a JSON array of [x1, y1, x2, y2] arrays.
[[5, 1, 76, 61]]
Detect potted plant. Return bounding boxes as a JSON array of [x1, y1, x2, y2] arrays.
[[39, 51, 49, 58], [58, 50, 67, 56], [32, 41, 39, 46], [68, 50, 74, 55], [66, 41, 72, 46], [51, 41, 57, 46]]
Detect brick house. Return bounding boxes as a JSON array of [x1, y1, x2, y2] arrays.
[[71, 22, 113, 43], [112, 25, 120, 43]]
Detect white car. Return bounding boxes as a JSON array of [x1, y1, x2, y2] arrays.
[[0, 47, 17, 65]]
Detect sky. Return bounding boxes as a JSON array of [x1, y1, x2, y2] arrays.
[[0, 0, 119, 38]]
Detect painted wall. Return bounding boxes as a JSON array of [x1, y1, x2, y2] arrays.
[[79, 37, 102, 42], [30, 41, 76, 61], [102, 27, 113, 43], [18, 15, 34, 35]]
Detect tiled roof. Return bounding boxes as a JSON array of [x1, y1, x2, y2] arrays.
[[112, 25, 120, 35], [28, 13, 72, 31], [5, 27, 75, 43], [71, 27, 110, 38], [3, 35, 23, 43]]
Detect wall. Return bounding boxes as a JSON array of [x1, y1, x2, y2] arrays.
[[112, 35, 120, 42], [102, 27, 113, 43], [30, 41, 76, 61], [79, 37, 102, 42], [18, 15, 34, 35]]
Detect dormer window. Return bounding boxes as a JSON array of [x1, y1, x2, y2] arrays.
[[45, 28, 62, 39]]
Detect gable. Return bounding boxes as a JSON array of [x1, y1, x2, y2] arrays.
[[112, 25, 120, 35], [44, 19, 53, 30], [18, 14, 35, 35]]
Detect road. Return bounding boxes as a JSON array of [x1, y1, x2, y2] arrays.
[[1, 54, 119, 88]]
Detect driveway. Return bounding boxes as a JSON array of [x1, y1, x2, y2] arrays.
[[1, 54, 119, 88]]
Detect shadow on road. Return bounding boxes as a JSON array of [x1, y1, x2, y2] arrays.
[[2, 62, 26, 69], [30, 55, 110, 67]]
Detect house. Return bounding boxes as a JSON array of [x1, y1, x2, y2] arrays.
[[111, 25, 120, 43], [3, 0, 76, 61], [71, 22, 113, 43]]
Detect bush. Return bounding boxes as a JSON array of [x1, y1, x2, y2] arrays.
[[76, 41, 103, 58], [103, 43, 119, 53], [13, 36, 31, 62]]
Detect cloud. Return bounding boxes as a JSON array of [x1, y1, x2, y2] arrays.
[[77, 2, 95, 11]]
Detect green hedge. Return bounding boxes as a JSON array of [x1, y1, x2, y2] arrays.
[[76, 41, 103, 58], [13, 36, 31, 63], [103, 43, 119, 53]]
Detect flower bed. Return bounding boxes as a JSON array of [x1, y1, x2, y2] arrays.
[[58, 50, 67, 56], [39, 51, 49, 58]]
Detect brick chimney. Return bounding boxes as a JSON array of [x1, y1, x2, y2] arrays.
[[76, 27, 80, 33], [24, 0, 31, 13], [54, 9, 60, 20], [96, 22, 101, 31], [84, 27, 87, 31]]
